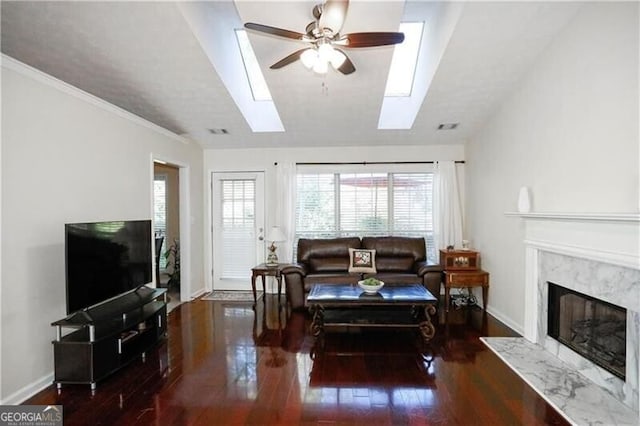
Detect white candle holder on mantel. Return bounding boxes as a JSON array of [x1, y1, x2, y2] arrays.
[[517, 186, 531, 213]]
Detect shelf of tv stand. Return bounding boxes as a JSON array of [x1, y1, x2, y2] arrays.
[[55, 300, 166, 342], [53, 287, 166, 328], [51, 286, 168, 390]]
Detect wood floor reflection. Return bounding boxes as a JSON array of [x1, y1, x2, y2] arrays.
[[26, 295, 569, 425]]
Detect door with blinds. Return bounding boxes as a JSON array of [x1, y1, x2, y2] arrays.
[[212, 172, 265, 291]]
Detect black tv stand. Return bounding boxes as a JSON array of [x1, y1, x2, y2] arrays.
[[51, 286, 168, 390]]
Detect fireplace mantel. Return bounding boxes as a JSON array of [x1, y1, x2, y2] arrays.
[[506, 211, 640, 270], [505, 211, 640, 223]]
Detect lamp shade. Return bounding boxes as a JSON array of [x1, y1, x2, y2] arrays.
[[267, 226, 286, 242]]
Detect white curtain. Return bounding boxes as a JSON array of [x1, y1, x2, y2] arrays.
[[275, 162, 297, 263], [433, 161, 464, 250]]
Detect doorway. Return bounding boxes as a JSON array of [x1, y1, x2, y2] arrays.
[[212, 172, 265, 291], [154, 161, 183, 310]]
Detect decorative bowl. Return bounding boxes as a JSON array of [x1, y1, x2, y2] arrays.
[[358, 279, 384, 294]]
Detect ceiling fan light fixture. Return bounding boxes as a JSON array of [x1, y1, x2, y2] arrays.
[[329, 49, 347, 68], [313, 57, 329, 74], [317, 43, 334, 62], [300, 45, 343, 74], [301, 49, 318, 68]]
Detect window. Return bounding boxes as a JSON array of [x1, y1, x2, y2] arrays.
[[295, 170, 435, 262], [235, 29, 272, 102], [384, 22, 424, 97], [153, 174, 167, 269], [220, 178, 256, 279]]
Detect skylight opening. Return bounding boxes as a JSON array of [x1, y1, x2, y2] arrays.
[[235, 29, 272, 102], [384, 22, 424, 97]]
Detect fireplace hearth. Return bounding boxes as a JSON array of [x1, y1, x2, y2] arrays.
[[547, 282, 626, 380]]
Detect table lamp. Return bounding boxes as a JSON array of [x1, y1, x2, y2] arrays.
[[266, 226, 286, 265]]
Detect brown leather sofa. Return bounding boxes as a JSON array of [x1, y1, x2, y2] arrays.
[[281, 236, 442, 310]]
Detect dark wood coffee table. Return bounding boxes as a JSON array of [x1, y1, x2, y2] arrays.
[[306, 283, 438, 348]]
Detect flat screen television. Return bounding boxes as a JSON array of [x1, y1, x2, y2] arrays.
[[65, 219, 153, 314]]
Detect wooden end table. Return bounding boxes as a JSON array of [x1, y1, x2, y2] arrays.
[[443, 269, 489, 326], [251, 263, 283, 306]]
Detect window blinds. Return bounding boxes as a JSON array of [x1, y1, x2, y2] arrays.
[[295, 171, 435, 261], [220, 179, 257, 279]]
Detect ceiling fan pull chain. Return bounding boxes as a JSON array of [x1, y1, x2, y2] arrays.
[[321, 81, 329, 96]]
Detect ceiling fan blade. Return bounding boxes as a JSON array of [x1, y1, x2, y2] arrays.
[[337, 32, 405, 48], [318, 0, 349, 33], [334, 49, 355, 75], [270, 48, 311, 69], [244, 22, 309, 41]]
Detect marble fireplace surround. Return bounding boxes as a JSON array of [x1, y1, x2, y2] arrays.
[[492, 212, 640, 423]]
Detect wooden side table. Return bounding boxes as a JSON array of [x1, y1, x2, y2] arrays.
[[251, 263, 283, 306], [443, 269, 489, 326]]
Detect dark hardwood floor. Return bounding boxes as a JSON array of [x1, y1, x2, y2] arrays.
[[26, 295, 569, 425]]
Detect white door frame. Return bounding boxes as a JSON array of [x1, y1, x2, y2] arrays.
[[151, 155, 191, 303]]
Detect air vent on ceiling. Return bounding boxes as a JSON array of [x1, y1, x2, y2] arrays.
[[208, 128, 229, 135], [437, 123, 459, 130]]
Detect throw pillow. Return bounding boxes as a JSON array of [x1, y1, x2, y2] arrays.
[[348, 248, 377, 273]]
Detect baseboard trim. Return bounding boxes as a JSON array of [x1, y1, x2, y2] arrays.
[[190, 288, 208, 300], [486, 306, 524, 336], [1, 373, 54, 405]]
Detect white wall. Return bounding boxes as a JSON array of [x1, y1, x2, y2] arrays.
[[465, 2, 639, 333], [0, 59, 205, 403], [204, 145, 465, 291]]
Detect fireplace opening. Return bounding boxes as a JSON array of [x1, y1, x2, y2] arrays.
[[547, 282, 626, 380]]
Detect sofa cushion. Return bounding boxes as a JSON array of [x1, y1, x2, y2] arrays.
[[297, 237, 361, 262], [297, 237, 361, 274], [375, 256, 415, 272], [309, 257, 350, 273], [361, 236, 426, 262], [348, 248, 377, 273], [361, 236, 426, 273]]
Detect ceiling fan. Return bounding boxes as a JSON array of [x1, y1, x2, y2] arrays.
[[244, 0, 404, 75]]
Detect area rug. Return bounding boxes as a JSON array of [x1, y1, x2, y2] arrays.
[[201, 290, 262, 302]]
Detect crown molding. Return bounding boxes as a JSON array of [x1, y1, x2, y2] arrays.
[[2, 54, 189, 145]]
